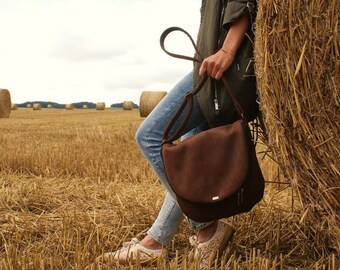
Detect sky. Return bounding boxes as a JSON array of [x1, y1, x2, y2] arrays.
[[0, 0, 201, 105]]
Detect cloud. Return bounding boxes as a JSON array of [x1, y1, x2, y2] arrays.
[[105, 65, 192, 90], [51, 33, 126, 61], [0, 0, 200, 105]]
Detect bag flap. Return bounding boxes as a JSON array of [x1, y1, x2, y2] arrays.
[[162, 120, 249, 204]]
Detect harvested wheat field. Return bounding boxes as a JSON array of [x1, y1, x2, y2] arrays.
[[0, 108, 338, 270]]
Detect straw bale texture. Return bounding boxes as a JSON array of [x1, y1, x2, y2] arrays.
[[33, 103, 41, 110], [139, 91, 167, 117], [11, 103, 18, 110], [65, 104, 75, 110], [96, 102, 105, 110], [0, 89, 11, 118], [254, 0, 339, 248], [122, 101, 133, 110]]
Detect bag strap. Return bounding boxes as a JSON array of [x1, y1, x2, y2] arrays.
[[160, 27, 247, 143]]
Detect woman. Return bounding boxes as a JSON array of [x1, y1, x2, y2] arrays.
[[104, 0, 258, 267]]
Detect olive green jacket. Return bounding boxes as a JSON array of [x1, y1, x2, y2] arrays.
[[194, 0, 258, 126]]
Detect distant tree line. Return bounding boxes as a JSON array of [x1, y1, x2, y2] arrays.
[[110, 102, 139, 109], [17, 101, 139, 109]]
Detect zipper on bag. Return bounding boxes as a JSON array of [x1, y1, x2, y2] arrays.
[[214, 84, 220, 111]]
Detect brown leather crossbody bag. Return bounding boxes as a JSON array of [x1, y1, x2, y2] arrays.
[[160, 27, 265, 222]]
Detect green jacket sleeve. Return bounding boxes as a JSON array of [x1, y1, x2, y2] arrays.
[[222, 0, 257, 29]]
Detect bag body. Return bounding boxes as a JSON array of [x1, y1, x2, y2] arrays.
[[161, 119, 265, 222]]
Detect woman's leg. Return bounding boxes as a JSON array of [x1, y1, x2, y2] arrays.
[[146, 192, 184, 246], [103, 72, 234, 266], [135, 72, 212, 244], [145, 123, 210, 246], [135, 72, 205, 199]]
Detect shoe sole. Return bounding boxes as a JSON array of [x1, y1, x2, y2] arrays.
[[99, 252, 165, 266], [117, 256, 159, 266]]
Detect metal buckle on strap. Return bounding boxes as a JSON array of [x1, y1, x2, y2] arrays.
[[247, 2, 255, 11]]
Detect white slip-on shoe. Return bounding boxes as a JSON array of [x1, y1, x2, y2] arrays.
[[100, 238, 167, 266], [189, 221, 234, 268]]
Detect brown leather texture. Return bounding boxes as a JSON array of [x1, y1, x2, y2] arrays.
[[162, 120, 265, 222], [162, 120, 249, 203]]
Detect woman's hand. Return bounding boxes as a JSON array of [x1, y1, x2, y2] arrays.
[[199, 15, 250, 80], [199, 49, 235, 80]]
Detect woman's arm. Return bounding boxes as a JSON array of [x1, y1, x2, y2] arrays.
[[199, 15, 250, 80]]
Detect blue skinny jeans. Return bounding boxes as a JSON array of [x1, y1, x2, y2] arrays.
[[135, 71, 212, 246]]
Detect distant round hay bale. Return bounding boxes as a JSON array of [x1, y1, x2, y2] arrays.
[[26, 104, 32, 108], [96, 102, 105, 110], [32, 103, 41, 110], [47, 104, 53, 109], [65, 103, 74, 110], [139, 91, 167, 117], [254, 1, 339, 247], [82, 104, 88, 109], [122, 101, 133, 110], [0, 89, 11, 118], [11, 103, 18, 110]]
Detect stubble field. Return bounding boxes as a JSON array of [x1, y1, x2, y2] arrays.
[[0, 108, 337, 269]]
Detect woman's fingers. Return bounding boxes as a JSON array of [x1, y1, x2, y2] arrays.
[[199, 60, 216, 78], [198, 50, 234, 80], [199, 61, 207, 77]]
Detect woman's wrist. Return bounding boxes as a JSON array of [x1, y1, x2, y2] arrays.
[[220, 49, 235, 58]]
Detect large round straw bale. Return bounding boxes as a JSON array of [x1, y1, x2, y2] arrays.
[[65, 103, 74, 110], [0, 89, 11, 118], [254, 1, 339, 248], [96, 102, 105, 110], [139, 91, 167, 117], [32, 103, 41, 110], [47, 104, 53, 109], [11, 103, 18, 110], [83, 104, 88, 109], [122, 101, 134, 110]]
